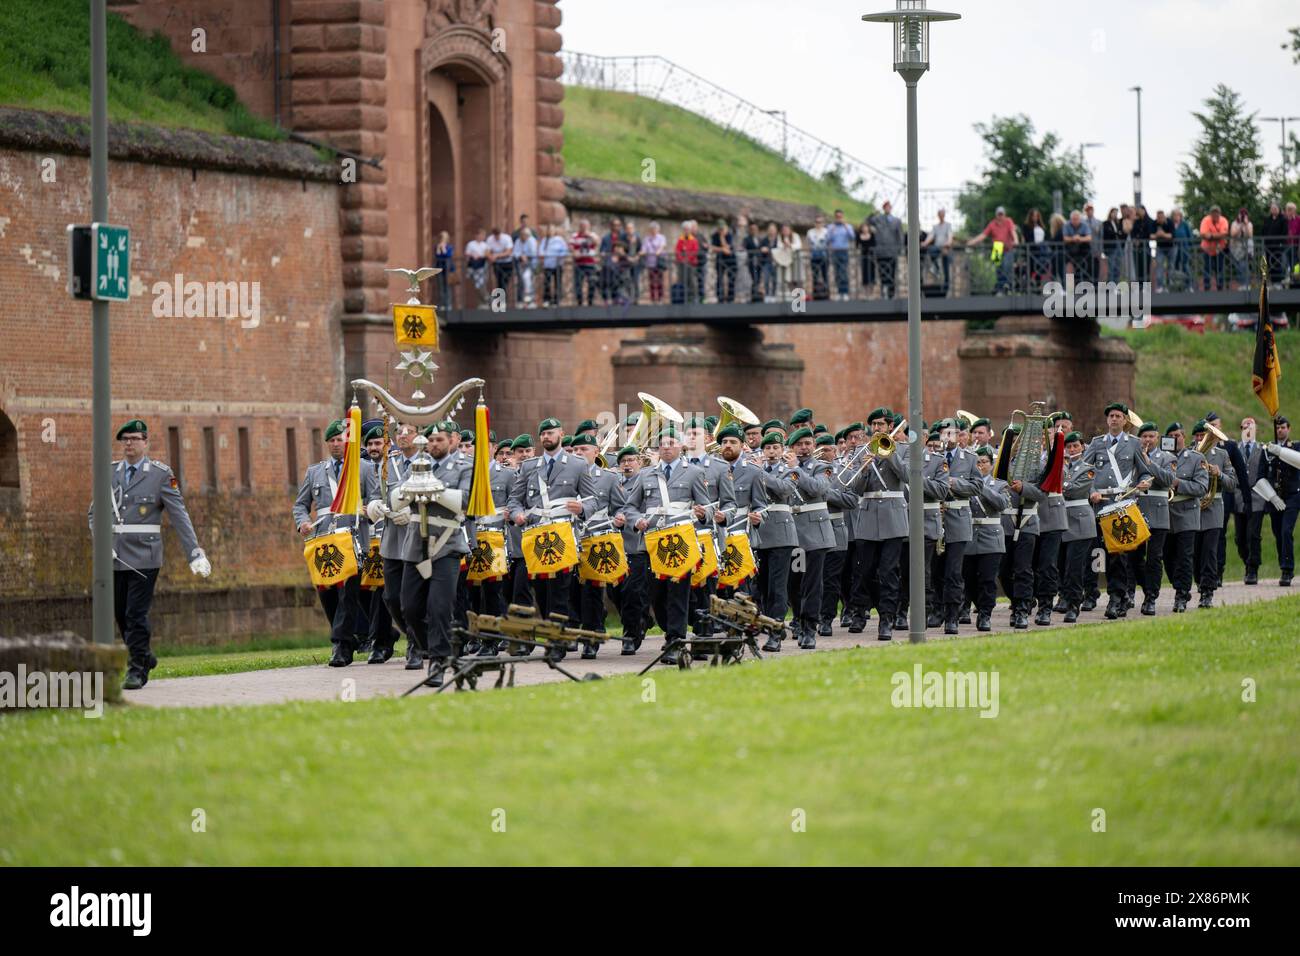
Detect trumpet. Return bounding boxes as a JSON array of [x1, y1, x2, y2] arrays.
[[835, 420, 903, 487]]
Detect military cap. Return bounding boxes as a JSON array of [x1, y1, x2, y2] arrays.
[[715, 423, 744, 442], [561, 435, 573, 447], [576, 419, 599, 435], [975, 444, 995, 459], [789, 408, 814, 426], [657, 424, 681, 441], [1103, 401, 1129, 415], [893, 413, 905, 428], [1049, 411, 1073, 424], [616, 444, 640, 461], [511, 434, 533, 449], [705, 416, 720, 431], [815, 433, 835, 446], [1204, 411, 1220, 423], [569, 433, 596, 448], [116, 419, 148, 440], [324, 420, 346, 441], [1164, 422, 1182, 436], [1138, 421, 1158, 435], [361, 417, 383, 434], [458, 430, 473, 443], [866, 407, 892, 425], [363, 424, 384, 442], [761, 431, 784, 447], [971, 417, 991, 430], [954, 417, 970, 431], [1192, 419, 1208, 434], [421, 423, 436, 438], [488, 431, 497, 443], [761, 418, 785, 433], [1064, 431, 1083, 444], [538, 417, 562, 432], [845, 421, 865, 435], [683, 415, 709, 430], [1007, 423, 1023, 435], [927, 430, 941, 442], [785, 426, 813, 446], [813, 423, 828, 435], [430, 421, 456, 435]]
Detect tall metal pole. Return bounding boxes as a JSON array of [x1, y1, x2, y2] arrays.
[[1131, 85, 1143, 207], [91, 0, 114, 646], [905, 78, 924, 644]]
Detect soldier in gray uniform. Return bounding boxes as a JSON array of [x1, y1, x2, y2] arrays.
[[1059, 432, 1097, 622], [714, 424, 768, 602], [683, 417, 737, 641], [816, 433, 857, 635], [966, 445, 1010, 631], [785, 426, 845, 649], [1190, 420, 1237, 608], [506, 418, 597, 626], [613, 445, 650, 655], [466, 435, 515, 656], [1033, 430, 1068, 626], [902, 429, 951, 628], [570, 433, 626, 657], [846, 410, 909, 640], [1084, 402, 1155, 618], [505, 434, 534, 609], [619, 426, 711, 665], [754, 431, 799, 643], [1133, 422, 1176, 615], [999, 459, 1046, 630], [934, 420, 980, 634], [88, 419, 210, 689], [1162, 423, 1211, 612], [294, 418, 380, 667], [375, 422, 425, 669]]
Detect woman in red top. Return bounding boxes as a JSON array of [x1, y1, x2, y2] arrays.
[[675, 222, 701, 303]]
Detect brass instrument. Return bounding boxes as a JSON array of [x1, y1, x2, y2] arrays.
[[835, 420, 903, 487], [955, 409, 978, 431], [1195, 421, 1229, 510], [1007, 401, 1051, 482], [627, 392, 684, 466], [1125, 407, 1145, 433], [705, 396, 760, 454]]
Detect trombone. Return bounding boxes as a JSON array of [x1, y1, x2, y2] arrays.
[[835, 419, 904, 487]]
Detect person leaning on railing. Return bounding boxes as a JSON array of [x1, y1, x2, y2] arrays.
[[1131, 205, 1155, 287], [571, 219, 599, 306], [743, 221, 765, 303], [826, 209, 855, 300], [434, 230, 454, 310], [1062, 210, 1093, 282], [919, 207, 953, 295], [711, 218, 737, 304], [1152, 211, 1174, 292], [1228, 207, 1254, 289], [1198, 205, 1230, 292], [807, 214, 830, 300], [675, 221, 702, 304], [540, 224, 569, 308], [1170, 209, 1193, 290], [1260, 202, 1287, 285], [464, 229, 489, 308], [965, 205, 1018, 294], [642, 221, 667, 303]]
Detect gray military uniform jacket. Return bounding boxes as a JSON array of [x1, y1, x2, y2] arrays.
[[293, 457, 380, 538], [1062, 457, 1097, 542], [1085, 432, 1154, 511], [618, 471, 646, 555], [88, 457, 201, 571], [920, 449, 951, 541], [847, 444, 909, 541], [1198, 445, 1237, 531], [1037, 450, 1068, 535], [790, 456, 837, 552], [1002, 480, 1047, 538], [471, 460, 516, 555], [939, 447, 980, 544], [1167, 448, 1211, 534], [824, 469, 859, 553], [968, 475, 1010, 556], [619, 460, 711, 535], [581, 464, 625, 536], [1135, 448, 1176, 532], [395, 452, 474, 563], [755, 459, 799, 550], [685, 454, 735, 536], [506, 452, 597, 528], [719, 456, 769, 547]]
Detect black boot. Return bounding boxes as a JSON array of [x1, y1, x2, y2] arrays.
[[1140, 596, 1157, 616], [1053, 597, 1069, 613], [121, 666, 147, 690], [1063, 604, 1079, 623], [328, 642, 351, 667], [1244, 567, 1258, 585], [798, 625, 816, 650], [1172, 592, 1189, 612], [958, 605, 972, 625], [621, 638, 637, 656], [404, 642, 424, 669], [1034, 604, 1052, 626], [1197, 591, 1214, 609], [943, 605, 959, 635], [581, 641, 598, 660], [761, 635, 782, 653], [877, 619, 893, 641], [367, 643, 393, 664], [1081, 596, 1098, 612], [817, 620, 832, 637], [1012, 607, 1029, 629], [894, 612, 909, 630], [1280, 573, 1293, 587], [1104, 597, 1120, 620], [477, 639, 499, 657], [424, 658, 445, 687], [976, 611, 991, 632], [847, 613, 866, 634], [839, 613, 852, 628], [926, 609, 943, 629]]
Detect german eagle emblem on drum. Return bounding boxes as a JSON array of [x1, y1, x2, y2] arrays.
[[314, 542, 347, 578], [532, 529, 568, 566], [585, 540, 622, 575], [1110, 511, 1140, 546], [655, 532, 692, 569]]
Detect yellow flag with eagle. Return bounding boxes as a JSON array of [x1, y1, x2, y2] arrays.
[[1252, 257, 1281, 418]]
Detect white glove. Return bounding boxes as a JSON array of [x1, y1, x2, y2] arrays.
[[433, 488, 463, 512], [365, 499, 387, 523], [189, 548, 212, 577], [388, 507, 412, 527]]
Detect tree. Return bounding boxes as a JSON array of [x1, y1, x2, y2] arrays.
[[955, 115, 1090, 231], [1177, 84, 1265, 221]]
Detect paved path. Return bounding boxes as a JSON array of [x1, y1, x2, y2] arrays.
[[133, 581, 1293, 709]]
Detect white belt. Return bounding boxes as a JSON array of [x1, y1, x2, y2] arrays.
[[861, 491, 904, 500], [973, 517, 1002, 526], [1047, 492, 1064, 499], [476, 507, 509, 528], [1002, 506, 1038, 516], [1065, 499, 1093, 509], [793, 502, 828, 514], [766, 504, 792, 513], [527, 496, 578, 519], [1093, 487, 1123, 496], [648, 501, 692, 515], [1212, 493, 1223, 500], [113, 523, 160, 533], [1140, 491, 1167, 498], [944, 499, 969, 509], [1171, 494, 1197, 503], [923, 502, 944, 510]]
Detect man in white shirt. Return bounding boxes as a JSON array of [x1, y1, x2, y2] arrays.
[[464, 229, 489, 307], [921, 208, 953, 295], [485, 227, 515, 304]]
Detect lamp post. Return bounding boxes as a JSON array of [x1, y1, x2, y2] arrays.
[[1260, 117, 1300, 186], [863, 0, 959, 644], [1129, 85, 1143, 206]]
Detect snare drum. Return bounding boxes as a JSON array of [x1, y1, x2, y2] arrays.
[[466, 528, 509, 583], [359, 535, 384, 589], [1098, 499, 1150, 553], [645, 519, 700, 581], [521, 520, 579, 578], [718, 531, 757, 588], [303, 527, 360, 587]]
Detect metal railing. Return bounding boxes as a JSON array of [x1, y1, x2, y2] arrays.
[[428, 237, 1299, 312]]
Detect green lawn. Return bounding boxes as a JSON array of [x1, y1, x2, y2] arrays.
[[562, 86, 872, 220], [0, 0, 279, 139], [3, 597, 1296, 866]]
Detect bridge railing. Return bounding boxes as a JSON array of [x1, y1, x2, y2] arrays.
[[427, 237, 1299, 312]]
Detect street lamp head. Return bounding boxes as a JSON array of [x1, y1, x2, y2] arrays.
[[863, 0, 960, 78]]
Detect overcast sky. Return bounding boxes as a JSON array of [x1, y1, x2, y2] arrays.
[[557, 0, 1299, 222]]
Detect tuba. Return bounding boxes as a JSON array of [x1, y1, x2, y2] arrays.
[[1195, 421, 1229, 510], [706, 396, 760, 454], [627, 392, 684, 465]]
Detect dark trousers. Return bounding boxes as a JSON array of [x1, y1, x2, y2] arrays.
[[454, 569, 469, 629], [1238, 509, 1262, 571], [493, 261, 515, 299], [382, 557, 409, 638], [756, 546, 794, 621], [968, 552, 1001, 614], [580, 581, 608, 632], [1104, 549, 1134, 600], [113, 567, 160, 668], [878, 255, 898, 298], [651, 574, 692, 639], [575, 264, 598, 305], [318, 575, 363, 649], [543, 267, 562, 305], [936, 540, 968, 609], [690, 575, 717, 635], [423, 553, 461, 659], [999, 532, 1036, 610], [509, 558, 534, 608], [365, 586, 396, 649], [1271, 501, 1300, 573], [1061, 539, 1091, 605], [810, 255, 829, 298], [789, 547, 827, 628], [715, 259, 736, 302], [399, 561, 430, 654], [1194, 527, 1222, 592], [1165, 530, 1196, 594], [1033, 531, 1063, 606], [820, 548, 847, 622], [533, 570, 573, 622], [469, 578, 505, 617], [1136, 527, 1168, 598], [617, 553, 649, 639], [851, 537, 902, 619]]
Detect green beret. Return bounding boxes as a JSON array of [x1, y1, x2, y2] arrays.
[[761, 419, 785, 433], [569, 433, 596, 448], [576, 419, 599, 435], [954, 417, 970, 431], [1064, 431, 1083, 443], [761, 431, 784, 447], [683, 415, 708, 430], [715, 423, 744, 442], [975, 444, 995, 459], [790, 408, 813, 425], [1192, 419, 1208, 434], [927, 431, 941, 442], [657, 424, 681, 441], [488, 431, 497, 443], [815, 433, 835, 446], [705, 416, 719, 431], [616, 444, 640, 461], [893, 414, 905, 428], [866, 407, 892, 425], [1164, 423, 1182, 436], [1050, 411, 1073, 424], [846, 421, 865, 434], [971, 417, 991, 430], [538, 417, 562, 432], [1007, 424, 1022, 435], [1104, 402, 1128, 416], [445, 421, 460, 433], [116, 419, 148, 440], [813, 423, 828, 435], [421, 424, 435, 438], [363, 424, 384, 442], [1138, 421, 1158, 435], [833, 428, 847, 442], [511, 434, 533, 450], [324, 420, 346, 441], [561, 435, 573, 447], [459, 430, 474, 443], [431, 421, 456, 435], [742, 420, 764, 432], [786, 426, 813, 446]]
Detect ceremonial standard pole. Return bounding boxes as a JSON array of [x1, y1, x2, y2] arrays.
[[863, 0, 959, 644], [91, 0, 113, 645]]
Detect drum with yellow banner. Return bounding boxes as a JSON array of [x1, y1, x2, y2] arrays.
[[522, 520, 579, 578], [646, 520, 700, 581], [304, 528, 360, 588], [718, 531, 758, 588], [578, 530, 628, 585], [359, 536, 384, 589], [690, 529, 720, 587], [466, 528, 509, 583], [1098, 499, 1150, 553]]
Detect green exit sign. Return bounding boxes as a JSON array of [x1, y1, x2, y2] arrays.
[[91, 223, 130, 302]]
